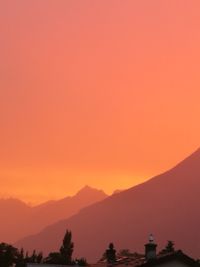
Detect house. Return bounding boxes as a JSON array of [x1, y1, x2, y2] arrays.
[[97, 236, 199, 267]]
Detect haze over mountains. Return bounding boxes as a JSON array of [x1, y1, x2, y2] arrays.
[[0, 186, 107, 243], [15, 148, 200, 262]]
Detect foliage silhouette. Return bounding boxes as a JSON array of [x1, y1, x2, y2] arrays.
[[159, 241, 175, 255], [106, 243, 116, 263], [60, 230, 74, 264], [0, 243, 42, 267]]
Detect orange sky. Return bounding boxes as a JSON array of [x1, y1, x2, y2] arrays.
[[0, 0, 200, 204]]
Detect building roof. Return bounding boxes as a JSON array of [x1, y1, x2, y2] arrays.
[[96, 250, 199, 267], [138, 251, 198, 267]]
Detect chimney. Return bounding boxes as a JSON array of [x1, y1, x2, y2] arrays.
[[145, 234, 157, 261]]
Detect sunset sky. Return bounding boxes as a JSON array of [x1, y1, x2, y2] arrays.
[[0, 0, 200, 204]]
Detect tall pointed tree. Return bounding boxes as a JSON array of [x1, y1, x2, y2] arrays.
[[60, 230, 74, 264]]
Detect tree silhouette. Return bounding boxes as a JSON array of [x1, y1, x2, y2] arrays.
[[15, 248, 25, 267], [75, 258, 88, 266], [0, 242, 43, 267], [106, 243, 116, 264], [160, 241, 175, 255], [44, 252, 63, 264], [165, 241, 175, 252], [0, 243, 19, 267], [60, 230, 74, 264], [45, 229, 74, 265]]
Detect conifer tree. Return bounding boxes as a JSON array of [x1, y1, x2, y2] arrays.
[[60, 230, 74, 264]]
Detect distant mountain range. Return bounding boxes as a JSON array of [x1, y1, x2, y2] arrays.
[[15, 148, 200, 262], [0, 186, 107, 243]]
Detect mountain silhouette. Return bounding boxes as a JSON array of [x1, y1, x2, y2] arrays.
[[15, 148, 200, 261], [0, 186, 107, 243]]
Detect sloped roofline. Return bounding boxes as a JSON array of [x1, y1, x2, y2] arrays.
[[137, 250, 199, 267]]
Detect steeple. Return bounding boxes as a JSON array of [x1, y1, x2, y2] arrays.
[[145, 234, 157, 261]]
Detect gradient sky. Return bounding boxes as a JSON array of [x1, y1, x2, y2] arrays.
[[0, 0, 200, 204]]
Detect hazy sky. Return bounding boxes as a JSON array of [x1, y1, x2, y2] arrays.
[[0, 0, 200, 204]]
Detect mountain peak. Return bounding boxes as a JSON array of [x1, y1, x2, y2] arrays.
[[75, 185, 107, 197], [15, 147, 200, 261]]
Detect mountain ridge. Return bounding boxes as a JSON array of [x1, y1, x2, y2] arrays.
[[0, 186, 107, 243], [15, 148, 200, 261]]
